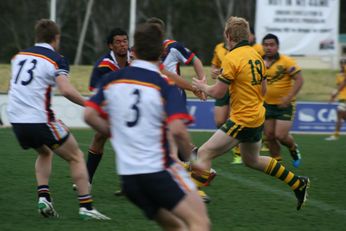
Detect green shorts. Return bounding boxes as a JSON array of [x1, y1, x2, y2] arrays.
[[214, 91, 230, 107], [220, 119, 263, 143], [264, 103, 295, 121]]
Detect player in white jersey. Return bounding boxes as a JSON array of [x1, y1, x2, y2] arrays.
[[146, 17, 211, 203], [84, 23, 210, 231], [7, 19, 109, 220]]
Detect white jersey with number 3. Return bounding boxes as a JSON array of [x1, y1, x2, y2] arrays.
[[86, 60, 193, 175]]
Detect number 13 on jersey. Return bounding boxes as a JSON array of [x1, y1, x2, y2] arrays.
[[248, 59, 265, 85]]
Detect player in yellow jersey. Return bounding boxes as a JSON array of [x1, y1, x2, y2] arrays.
[[210, 28, 266, 164], [262, 33, 304, 168], [325, 59, 346, 140], [192, 16, 309, 210], [249, 27, 265, 57]]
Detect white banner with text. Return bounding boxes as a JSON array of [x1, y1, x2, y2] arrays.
[[255, 0, 339, 56]]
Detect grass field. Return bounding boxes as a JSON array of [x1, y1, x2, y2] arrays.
[[0, 128, 346, 231], [0, 64, 338, 101]]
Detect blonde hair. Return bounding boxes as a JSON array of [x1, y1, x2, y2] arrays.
[[224, 16, 250, 43]]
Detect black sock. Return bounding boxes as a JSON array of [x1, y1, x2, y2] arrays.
[[86, 150, 103, 184], [37, 185, 51, 202]]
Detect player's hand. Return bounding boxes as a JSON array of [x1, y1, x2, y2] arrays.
[[278, 96, 291, 108], [329, 90, 338, 102], [192, 77, 206, 92], [211, 68, 221, 79], [192, 87, 207, 101]]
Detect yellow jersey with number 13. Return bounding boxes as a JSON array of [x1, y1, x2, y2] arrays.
[[219, 40, 266, 128]]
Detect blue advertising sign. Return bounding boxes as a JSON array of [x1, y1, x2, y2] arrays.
[[186, 100, 345, 134], [292, 101, 346, 134], [186, 99, 216, 131]]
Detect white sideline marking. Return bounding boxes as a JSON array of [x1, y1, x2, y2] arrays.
[[218, 169, 346, 216]]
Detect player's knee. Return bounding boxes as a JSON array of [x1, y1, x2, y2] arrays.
[[241, 155, 258, 168], [67, 149, 84, 163], [197, 146, 212, 158], [190, 216, 210, 231], [275, 133, 288, 142], [264, 131, 275, 140]]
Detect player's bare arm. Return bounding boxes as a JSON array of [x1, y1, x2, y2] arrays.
[[192, 57, 207, 82], [280, 72, 303, 108], [162, 68, 207, 101], [168, 119, 192, 162], [211, 64, 221, 79], [84, 107, 111, 137], [56, 75, 85, 106], [192, 78, 228, 99], [331, 74, 346, 101], [261, 78, 267, 96]]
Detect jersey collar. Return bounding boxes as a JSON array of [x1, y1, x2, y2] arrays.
[[35, 43, 54, 51], [110, 50, 131, 69], [131, 60, 160, 73], [263, 52, 280, 64], [230, 40, 250, 52]]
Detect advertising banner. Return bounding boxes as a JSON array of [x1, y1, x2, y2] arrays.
[[255, 0, 339, 56], [292, 101, 346, 134], [186, 99, 216, 131], [0, 94, 344, 134]]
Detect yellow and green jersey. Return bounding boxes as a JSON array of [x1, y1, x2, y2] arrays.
[[219, 40, 266, 128], [211, 42, 229, 68], [264, 54, 301, 104], [211, 42, 264, 68], [252, 43, 265, 57], [336, 72, 346, 100]]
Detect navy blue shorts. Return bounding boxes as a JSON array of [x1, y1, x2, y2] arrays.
[[11, 121, 70, 150], [121, 163, 196, 219]]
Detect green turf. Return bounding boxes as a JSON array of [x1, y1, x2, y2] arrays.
[[0, 128, 346, 231]]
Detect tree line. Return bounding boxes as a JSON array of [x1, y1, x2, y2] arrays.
[[0, 0, 344, 65]]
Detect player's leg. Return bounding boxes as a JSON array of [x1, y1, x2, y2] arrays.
[[191, 127, 238, 189], [54, 133, 109, 220], [34, 145, 59, 218], [11, 123, 59, 218], [155, 209, 188, 231], [214, 105, 229, 129], [214, 94, 241, 164], [275, 120, 301, 167], [35, 145, 53, 193], [164, 190, 210, 231], [169, 130, 211, 203], [156, 165, 210, 231], [326, 103, 346, 140], [87, 132, 108, 184], [240, 141, 309, 210], [197, 129, 237, 169], [264, 119, 282, 161]]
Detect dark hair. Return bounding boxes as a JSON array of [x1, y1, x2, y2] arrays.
[[262, 33, 280, 45], [134, 23, 163, 61], [106, 28, 128, 45], [35, 19, 60, 43], [146, 17, 165, 31]]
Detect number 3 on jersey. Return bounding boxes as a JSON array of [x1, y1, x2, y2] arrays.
[[14, 59, 37, 85], [126, 89, 141, 127]]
